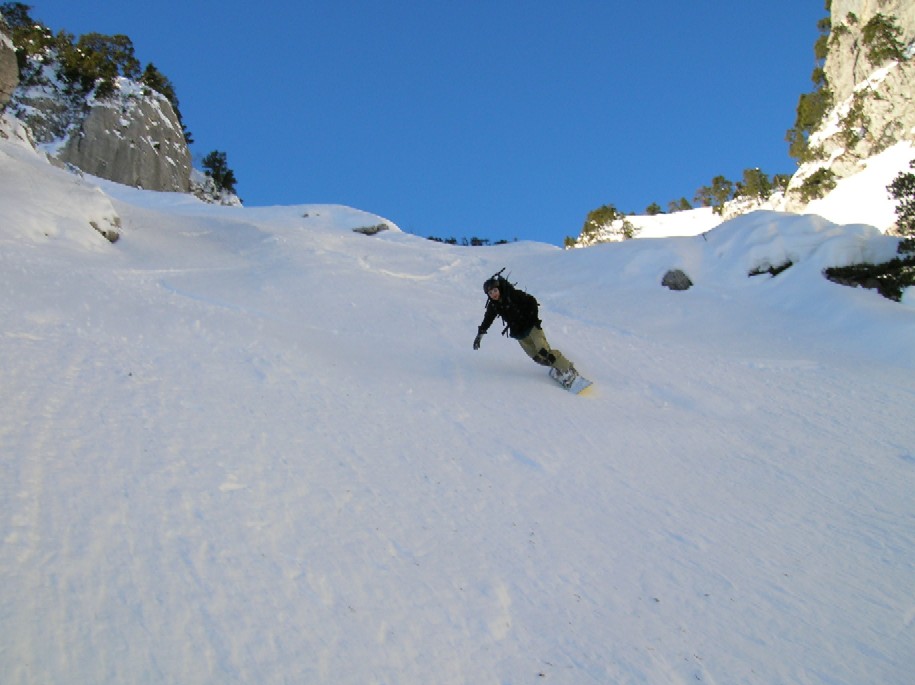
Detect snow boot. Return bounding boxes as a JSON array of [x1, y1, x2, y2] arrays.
[[550, 365, 579, 388]]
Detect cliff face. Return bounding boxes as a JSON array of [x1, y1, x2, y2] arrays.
[[780, 0, 915, 215], [9, 52, 191, 192], [57, 82, 191, 193], [0, 17, 17, 110], [813, 0, 914, 172], [827, 0, 915, 96]]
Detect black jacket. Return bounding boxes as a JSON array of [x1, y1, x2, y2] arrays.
[[478, 284, 541, 339]]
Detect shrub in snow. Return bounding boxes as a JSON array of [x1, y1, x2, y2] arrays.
[[749, 260, 793, 278], [796, 167, 837, 203], [823, 250, 915, 302]]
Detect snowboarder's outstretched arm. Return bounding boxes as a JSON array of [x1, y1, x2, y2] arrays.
[[474, 303, 497, 349]]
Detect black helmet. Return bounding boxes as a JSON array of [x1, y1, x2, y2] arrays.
[[483, 276, 501, 294], [483, 268, 507, 294]]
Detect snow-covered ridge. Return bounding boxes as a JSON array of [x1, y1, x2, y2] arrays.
[[574, 138, 913, 249]]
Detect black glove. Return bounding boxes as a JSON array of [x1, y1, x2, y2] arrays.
[[473, 333, 483, 350]]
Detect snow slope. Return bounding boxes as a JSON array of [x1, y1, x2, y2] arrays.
[[627, 141, 915, 242], [1, 118, 914, 685]]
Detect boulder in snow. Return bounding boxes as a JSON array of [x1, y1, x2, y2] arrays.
[[662, 269, 693, 291]]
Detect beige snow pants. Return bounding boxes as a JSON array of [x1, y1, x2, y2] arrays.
[[517, 326, 573, 373]]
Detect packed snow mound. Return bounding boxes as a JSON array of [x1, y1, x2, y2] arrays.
[[0, 114, 122, 248], [534, 211, 904, 296], [696, 211, 898, 279]]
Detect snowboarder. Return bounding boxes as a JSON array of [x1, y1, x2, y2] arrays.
[[473, 270, 581, 388]]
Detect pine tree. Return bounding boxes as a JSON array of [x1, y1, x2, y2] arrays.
[[695, 176, 735, 214], [862, 13, 906, 65], [887, 160, 915, 237], [581, 204, 639, 241], [735, 168, 772, 201], [202, 151, 238, 194], [785, 9, 833, 162]]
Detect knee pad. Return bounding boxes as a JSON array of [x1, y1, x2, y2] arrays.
[[533, 348, 556, 366]]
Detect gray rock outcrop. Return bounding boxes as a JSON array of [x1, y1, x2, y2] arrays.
[[8, 39, 191, 193], [786, 0, 915, 208], [58, 90, 191, 192], [0, 16, 18, 111], [827, 0, 915, 98], [822, 1, 915, 167]]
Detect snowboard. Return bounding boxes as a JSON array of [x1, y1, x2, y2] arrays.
[[549, 367, 593, 394]]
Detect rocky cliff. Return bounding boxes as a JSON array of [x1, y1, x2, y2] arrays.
[[56, 80, 191, 193], [0, 16, 17, 110], [7, 35, 191, 193], [827, 0, 915, 98], [785, 0, 915, 207]]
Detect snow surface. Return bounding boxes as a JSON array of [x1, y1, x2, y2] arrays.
[[805, 142, 915, 230], [1, 115, 914, 684]]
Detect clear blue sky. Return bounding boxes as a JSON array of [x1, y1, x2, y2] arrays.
[[21, 1, 827, 245]]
